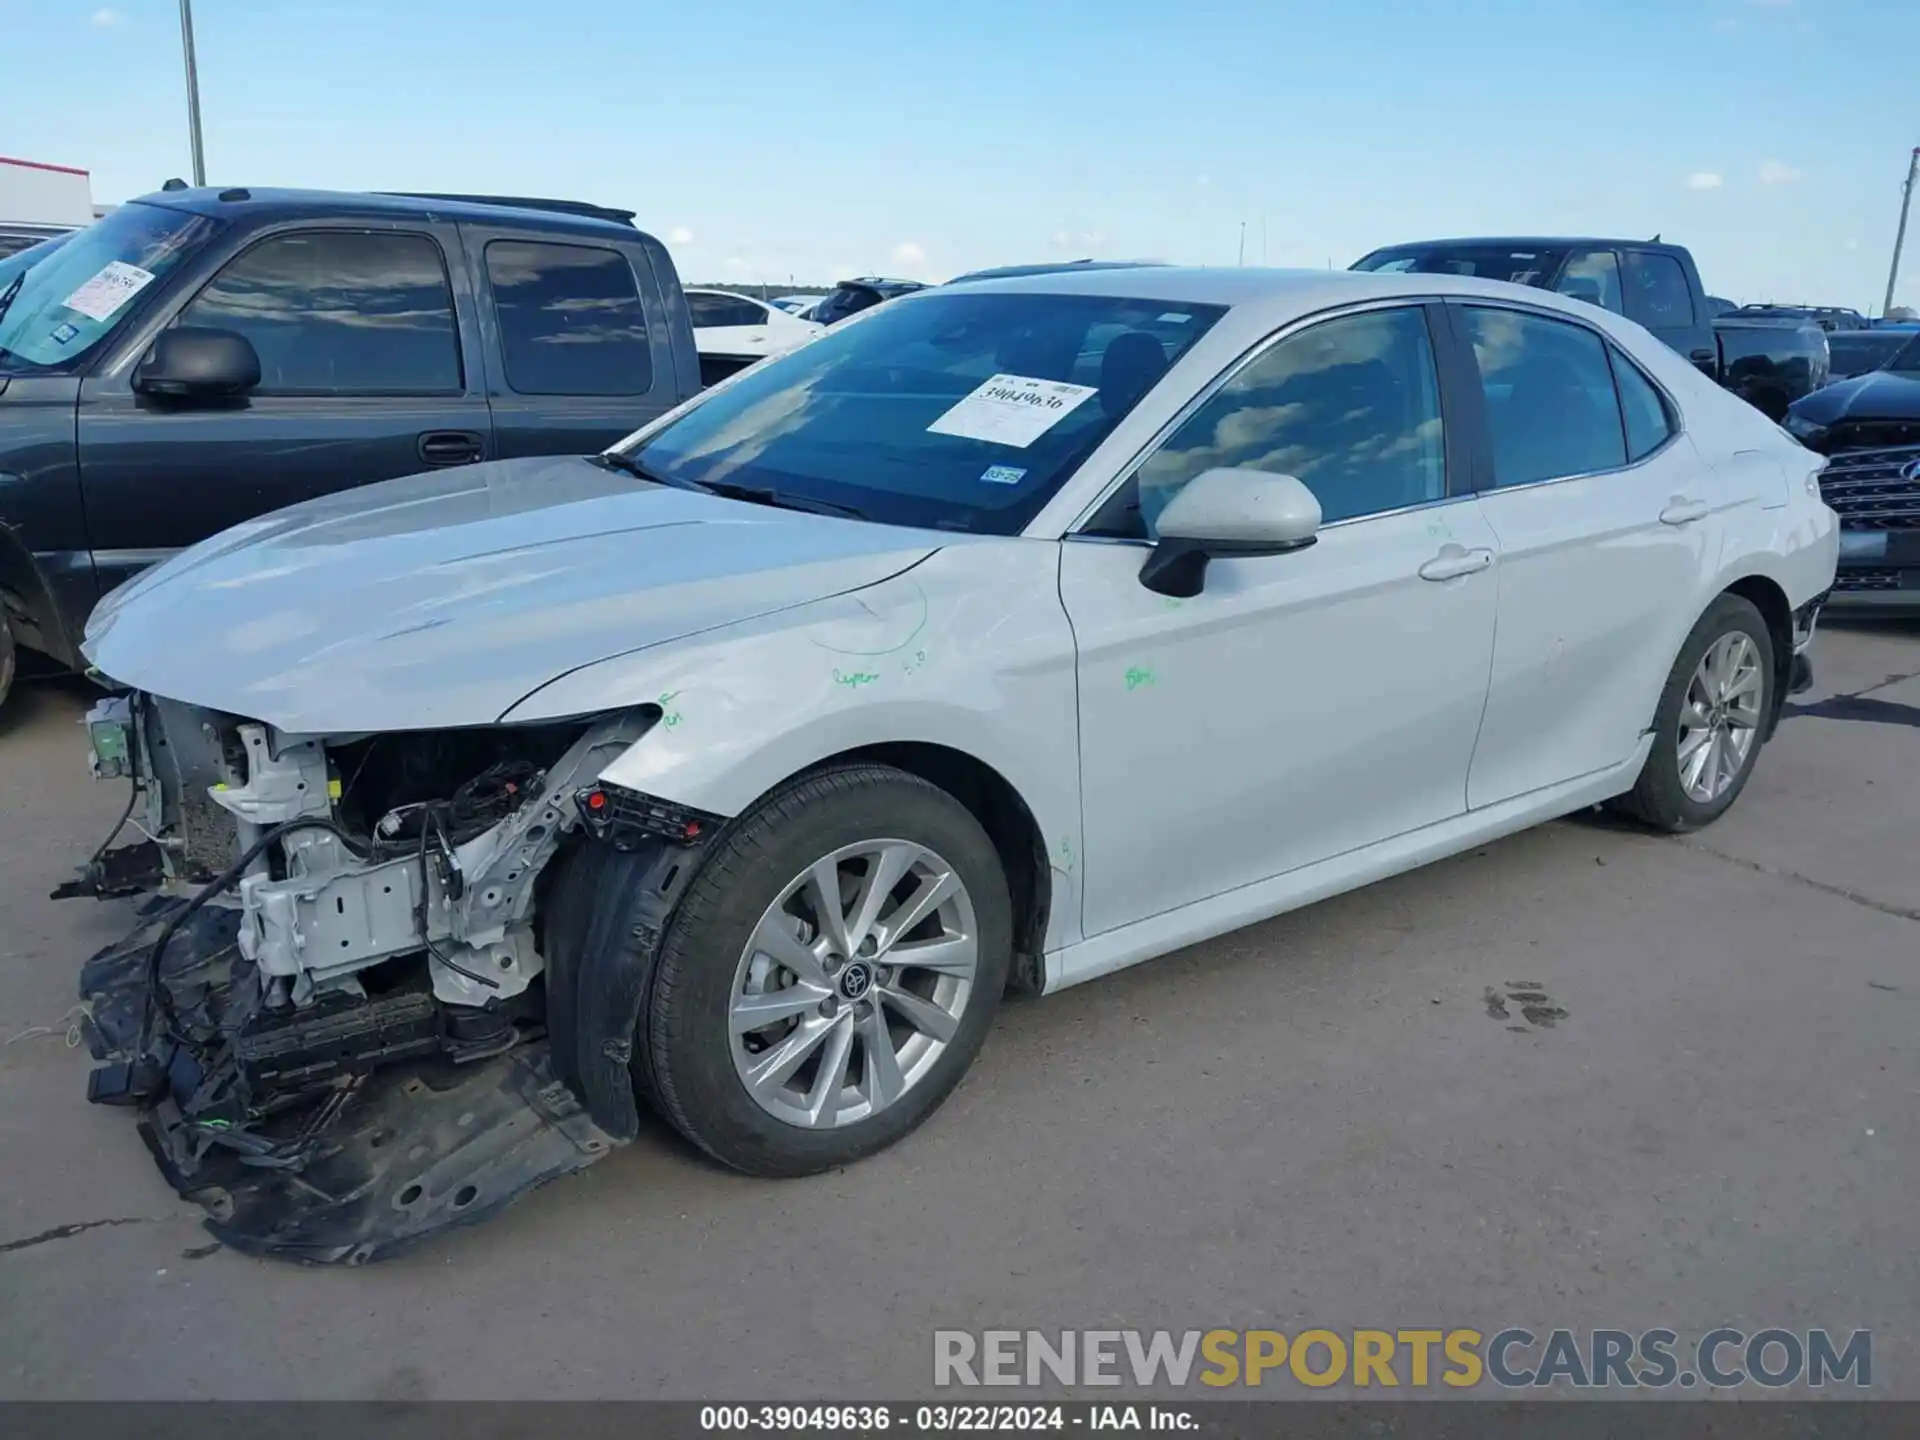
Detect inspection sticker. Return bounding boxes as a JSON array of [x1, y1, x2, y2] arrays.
[[61, 262, 158, 323], [927, 373, 1097, 449], [980, 464, 1027, 485]]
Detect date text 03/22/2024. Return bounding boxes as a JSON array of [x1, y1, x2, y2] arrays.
[[698, 1404, 1194, 1431]]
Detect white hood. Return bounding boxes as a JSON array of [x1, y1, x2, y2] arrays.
[[83, 455, 939, 733]]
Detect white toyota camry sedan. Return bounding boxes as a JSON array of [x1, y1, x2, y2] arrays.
[[71, 266, 1837, 1260]]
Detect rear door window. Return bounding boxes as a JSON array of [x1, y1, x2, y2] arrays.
[[485, 240, 652, 396], [1623, 251, 1696, 329], [1555, 250, 1624, 314], [1461, 306, 1628, 486]]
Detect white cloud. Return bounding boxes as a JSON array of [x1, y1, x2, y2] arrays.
[[891, 241, 928, 273], [1845, 238, 1861, 251], [1685, 172, 1724, 190], [1049, 229, 1105, 250], [1758, 159, 1803, 185], [668, 225, 694, 246], [91, 7, 123, 25]]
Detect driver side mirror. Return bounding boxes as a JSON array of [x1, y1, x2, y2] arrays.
[[133, 326, 261, 402], [1138, 467, 1321, 598]]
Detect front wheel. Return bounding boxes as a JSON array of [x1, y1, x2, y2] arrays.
[[1610, 593, 1775, 832], [641, 763, 1012, 1177]]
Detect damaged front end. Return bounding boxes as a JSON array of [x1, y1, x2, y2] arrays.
[[59, 694, 695, 1264]]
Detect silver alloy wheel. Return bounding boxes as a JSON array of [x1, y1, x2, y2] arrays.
[[1677, 631, 1763, 804], [729, 839, 979, 1129]]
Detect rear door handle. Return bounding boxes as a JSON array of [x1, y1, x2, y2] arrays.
[[1659, 497, 1710, 525], [418, 430, 484, 467], [1418, 546, 1494, 581]]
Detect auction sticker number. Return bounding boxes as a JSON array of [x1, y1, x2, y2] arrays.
[[61, 261, 159, 323], [926, 373, 1097, 449]]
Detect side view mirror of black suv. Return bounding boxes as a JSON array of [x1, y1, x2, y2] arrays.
[[134, 326, 262, 401]]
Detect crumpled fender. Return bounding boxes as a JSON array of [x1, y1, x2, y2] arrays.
[[505, 541, 1086, 953]]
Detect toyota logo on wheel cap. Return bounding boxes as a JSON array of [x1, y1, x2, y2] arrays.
[[839, 961, 874, 1001], [1902, 457, 1920, 483]]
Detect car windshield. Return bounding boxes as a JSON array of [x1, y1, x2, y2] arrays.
[[0, 201, 219, 372], [1352, 245, 1567, 286], [1828, 331, 1917, 379], [621, 289, 1226, 535]]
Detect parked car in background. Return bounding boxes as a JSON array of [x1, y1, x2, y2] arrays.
[[0, 185, 703, 712], [1786, 328, 1920, 608], [1736, 304, 1869, 332], [0, 230, 70, 285], [1351, 237, 1829, 419], [771, 294, 822, 315], [809, 276, 926, 325], [1825, 324, 1920, 384], [69, 265, 1832, 1260], [0, 224, 74, 259], [686, 287, 825, 385]]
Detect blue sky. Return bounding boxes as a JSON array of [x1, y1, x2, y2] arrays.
[[7, 0, 1918, 307]]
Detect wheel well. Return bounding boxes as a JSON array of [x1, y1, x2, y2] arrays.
[[1722, 574, 1792, 736], [840, 741, 1051, 994]]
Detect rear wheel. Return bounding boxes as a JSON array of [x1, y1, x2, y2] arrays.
[[1610, 594, 1774, 832], [641, 763, 1011, 1176]]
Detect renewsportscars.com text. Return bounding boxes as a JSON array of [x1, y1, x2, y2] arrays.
[[933, 1327, 1872, 1391]]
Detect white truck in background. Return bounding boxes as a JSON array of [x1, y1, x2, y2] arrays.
[[1, 154, 96, 257]]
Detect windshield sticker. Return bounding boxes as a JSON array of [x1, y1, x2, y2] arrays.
[[980, 464, 1027, 485], [51, 323, 79, 346], [927, 373, 1098, 449], [61, 261, 158, 323], [1157, 312, 1192, 324]]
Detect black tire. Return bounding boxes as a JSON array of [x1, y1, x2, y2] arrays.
[[641, 762, 1012, 1177], [1610, 594, 1775, 833], [0, 619, 15, 713]]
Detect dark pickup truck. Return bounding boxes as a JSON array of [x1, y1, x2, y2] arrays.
[[0, 186, 701, 709], [1351, 237, 1829, 422]]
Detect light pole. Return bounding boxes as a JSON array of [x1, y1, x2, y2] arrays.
[[179, 0, 207, 185], [1883, 147, 1919, 320]]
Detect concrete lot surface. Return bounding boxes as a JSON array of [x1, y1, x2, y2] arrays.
[[2, 623, 1915, 1399]]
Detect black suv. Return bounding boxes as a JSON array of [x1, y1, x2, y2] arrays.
[[1786, 329, 1920, 609], [809, 276, 926, 325], [0, 185, 703, 710]]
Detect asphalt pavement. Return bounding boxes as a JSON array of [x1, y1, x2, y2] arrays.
[[1, 622, 1915, 1399]]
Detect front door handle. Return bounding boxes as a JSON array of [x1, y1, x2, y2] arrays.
[[418, 430, 484, 467], [1418, 545, 1494, 582], [1659, 497, 1710, 525]]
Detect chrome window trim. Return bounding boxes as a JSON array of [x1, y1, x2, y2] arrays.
[[1063, 295, 1454, 537]]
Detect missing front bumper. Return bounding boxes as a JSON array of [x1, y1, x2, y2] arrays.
[[79, 898, 617, 1264]]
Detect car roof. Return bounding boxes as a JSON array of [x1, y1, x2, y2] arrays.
[[946, 259, 1169, 284], [1362, 236, 1682, 252], [908, 263, 1621, 312], [125, 186, 645, 240]]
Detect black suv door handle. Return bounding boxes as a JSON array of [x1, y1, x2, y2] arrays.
[[418, 430, 483, 467]]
